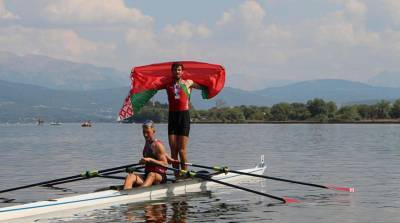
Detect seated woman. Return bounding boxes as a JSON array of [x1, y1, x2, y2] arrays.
[[123, 120, 170, 189]]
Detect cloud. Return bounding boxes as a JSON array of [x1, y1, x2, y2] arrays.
[[383, 0, 400, 24], [43, 0, 153, 26], [215, 1, 293, 63], [4, 0, 400, 90], [216, 1, 291, 43], [312, 1, 380, 48], [217, 0, 266, 30], [216, 11, 233, 26], [379, 29, 400, 53], [163, 21, 211, 40], [238, 0, 266, 29], [333, 0, 367, 19], [314, 12, 379, 47], [0, 26, 115, 65], [0, 0, 19, 19], [346, 0, 367, 17], [125, 27, 158, 51], [124, 20, 213, 64], [211, 0, 400, 88]]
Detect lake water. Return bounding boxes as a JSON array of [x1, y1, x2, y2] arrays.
[[0, 123, 399, 222]]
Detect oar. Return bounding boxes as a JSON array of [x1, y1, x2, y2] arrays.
[[43, 166, 145, 187], [186, 163, 355, 193], [167, 167, 299, 204], [0, 163, 141, 194], [0, 197, 15, 203]]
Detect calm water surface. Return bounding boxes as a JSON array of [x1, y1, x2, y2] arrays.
[[0, 123, 399, 222]]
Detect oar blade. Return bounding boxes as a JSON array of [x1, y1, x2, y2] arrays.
[[283, 196, 300, 204], [326, 185, 355, 192]]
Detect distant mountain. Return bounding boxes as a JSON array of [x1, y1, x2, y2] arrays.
[[367, 71, 400, 88], [2, 78, 400, 123], [255, 79, 296, 89], [0, 80, 128, 122], [0, 51, 128, 90], [0, 80, 277, 122], [228, 74, 295, 89], [203, 87, 270, 107], [253, 79, 400, 105]]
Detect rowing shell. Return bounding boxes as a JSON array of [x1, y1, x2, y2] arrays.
[[0, 160, 266, 222]]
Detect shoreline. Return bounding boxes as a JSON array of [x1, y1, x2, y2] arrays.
[[191, 120, 400, 124], [2, 120, 400, 124]]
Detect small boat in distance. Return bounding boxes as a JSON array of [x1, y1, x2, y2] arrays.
[[81, 120, 92, 127], [49, 122, 62, 126], [37, 118, 44, 126]]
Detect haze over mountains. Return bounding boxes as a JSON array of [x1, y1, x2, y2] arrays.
[[366, 71, 400, 88], [1, 52, 400, 123], [0, 51, 127, 91]]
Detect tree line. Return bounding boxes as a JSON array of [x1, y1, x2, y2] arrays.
[[132, 98, 400, 123]]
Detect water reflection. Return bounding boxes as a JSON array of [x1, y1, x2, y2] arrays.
[[169, 201, 188, 223], [144, 203, 167, 222], [123, 203, 167, 222], [123, 200, 188, 223]]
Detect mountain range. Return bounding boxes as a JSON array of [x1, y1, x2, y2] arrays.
[[1, 52, 400, 122], [0, 51, 128, 91], [2, 78, 400, 123]]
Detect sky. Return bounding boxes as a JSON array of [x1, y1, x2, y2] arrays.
[[1, 0, 400, 90]]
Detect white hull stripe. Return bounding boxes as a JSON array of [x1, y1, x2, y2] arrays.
[[0, 168, 264, 214], [0, 193, 124, 213]]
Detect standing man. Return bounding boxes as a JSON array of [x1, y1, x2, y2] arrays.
[[166, 63, 200, 173], [119, 61, 226, 176]]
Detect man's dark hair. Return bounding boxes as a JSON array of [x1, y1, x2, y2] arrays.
[[171, 62, 184, 71]]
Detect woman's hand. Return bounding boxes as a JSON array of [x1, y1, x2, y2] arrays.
[[140, 157, 152, 164]]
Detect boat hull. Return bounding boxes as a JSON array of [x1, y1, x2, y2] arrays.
[[0, 165, 265, 222]]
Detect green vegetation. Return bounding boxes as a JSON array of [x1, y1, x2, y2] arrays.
[[133, 98, 400, 123]]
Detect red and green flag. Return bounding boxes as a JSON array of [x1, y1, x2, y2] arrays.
[[118, 61, 226, 121]]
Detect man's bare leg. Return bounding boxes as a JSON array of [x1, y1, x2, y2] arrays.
[[178, 135, 189, 170], [169, 134, 179, 176]]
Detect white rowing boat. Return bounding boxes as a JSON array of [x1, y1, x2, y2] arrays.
[[0, 157, 266, 222]]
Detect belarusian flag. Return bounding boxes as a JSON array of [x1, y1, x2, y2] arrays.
[[118, 61, 226, 121]]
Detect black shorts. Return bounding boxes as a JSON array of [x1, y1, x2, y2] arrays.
[[145, 172, 167, 184], [168, 110, 190, 136]]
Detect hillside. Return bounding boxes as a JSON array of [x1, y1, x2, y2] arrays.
[[0, 80, 128, 122], [0, 51, 128, 90], [253, 79, 400, 105], [2, 79, 400, 123]]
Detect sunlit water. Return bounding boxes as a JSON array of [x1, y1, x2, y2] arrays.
[[0, 123, 399, 222]]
